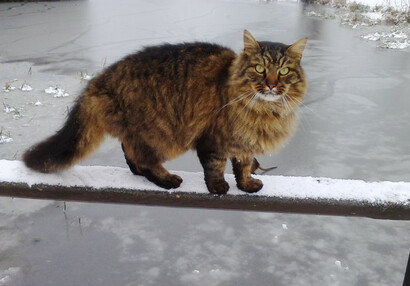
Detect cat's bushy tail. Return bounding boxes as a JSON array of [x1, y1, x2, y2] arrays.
[[23, 98, 105, 173]]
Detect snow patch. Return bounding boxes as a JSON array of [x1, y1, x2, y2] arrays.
[[45, 86, 69, 98], [2, 79, 18, 93], [79, 71, 93, 81], [305, 10, 336, 19], [20, 83, 33, 92], [335, 260, 350, 271], [362, 30, 408, 40], [3, 105, 16, 114], [2, 103, 22, 119], [362, 30, 410, 48], [0, 136, 13, 144], [363, 11, 384, 21], [0, 267, 20, 286], [0, 129, 13, 144], [2, 86, 16, 93]]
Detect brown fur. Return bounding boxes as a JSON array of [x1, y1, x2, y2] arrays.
[[23, 30, 308, 194]]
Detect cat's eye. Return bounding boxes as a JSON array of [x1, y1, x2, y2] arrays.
[[255, 64, 265, 74], [279, 67, 289, 75]]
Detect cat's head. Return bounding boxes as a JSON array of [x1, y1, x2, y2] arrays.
[[230, 30, 308, 115]]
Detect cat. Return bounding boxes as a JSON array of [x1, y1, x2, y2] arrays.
[[23, 30, 307, 195]]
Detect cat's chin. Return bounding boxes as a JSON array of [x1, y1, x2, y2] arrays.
[[255, 92, 282, 102]]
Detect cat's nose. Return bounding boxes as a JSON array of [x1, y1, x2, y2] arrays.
[[266, 81, 277, 90]]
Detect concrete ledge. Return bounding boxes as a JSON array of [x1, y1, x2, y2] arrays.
[[1, 160, 409, 220], [1, 181, 410, 220]]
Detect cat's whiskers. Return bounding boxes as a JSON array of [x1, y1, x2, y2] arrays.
[[229, 92, 257, 123], [242, 92, 258, 118], [287, 95, 319, 118], [217, 90, 254, 112], [280, 95, 293, 116], [284, 95, 313, 132]]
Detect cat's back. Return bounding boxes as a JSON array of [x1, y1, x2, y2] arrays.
[[128, 42, 234, 65], [113, 42, 235, 85], [93, 42, 235, 98]]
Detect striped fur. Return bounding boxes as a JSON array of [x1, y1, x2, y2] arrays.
[[23, 31, 307, 194]]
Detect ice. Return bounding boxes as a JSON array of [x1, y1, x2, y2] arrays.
[[0, 198, 51, 216]]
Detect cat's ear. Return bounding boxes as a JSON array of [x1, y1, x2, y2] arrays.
[[286, 38, 308, 61], [243, 30, 260, 53]]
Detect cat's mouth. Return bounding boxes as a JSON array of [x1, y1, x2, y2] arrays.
[[254, 91, 283, 102]]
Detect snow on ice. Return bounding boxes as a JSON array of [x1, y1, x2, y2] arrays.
[[44, 86, 69, 98], [362, 30, 410, 48], [0, 137, 13, 144], [20, 83, 33, 92]]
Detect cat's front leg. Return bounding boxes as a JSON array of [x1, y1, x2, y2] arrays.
[[231, 156, 263, 193], [197, 151, 229, 195]]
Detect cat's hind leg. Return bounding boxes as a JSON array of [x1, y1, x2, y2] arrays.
[[121, 143, 143, 176], [121, 142, 182, 189], [231, 156, 263, 193]]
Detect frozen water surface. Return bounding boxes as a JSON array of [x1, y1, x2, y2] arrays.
[[0, 0, 409, 285]]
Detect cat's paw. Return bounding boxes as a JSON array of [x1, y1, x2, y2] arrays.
[[237, 178, 263, 193], [206, 180, 230, 195], [152, 174, 183, 189]]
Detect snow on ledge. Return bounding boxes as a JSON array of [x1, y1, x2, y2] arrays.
[[0, 160, 409, 206]]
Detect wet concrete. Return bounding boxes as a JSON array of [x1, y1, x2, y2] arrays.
[[1, 0, 409, 285]]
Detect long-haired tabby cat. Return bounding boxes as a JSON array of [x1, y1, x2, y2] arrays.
[[23, 30, 307, 195]]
